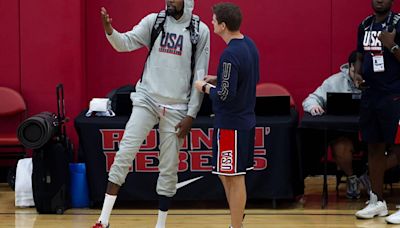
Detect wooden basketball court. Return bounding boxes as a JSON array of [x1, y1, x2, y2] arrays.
[[2, 176, 400, 227]]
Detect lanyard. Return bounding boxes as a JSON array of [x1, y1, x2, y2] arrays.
[[369, 12, 393, 54]]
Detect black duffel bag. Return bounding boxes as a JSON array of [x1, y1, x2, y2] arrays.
[[17, 112, 59, 149]]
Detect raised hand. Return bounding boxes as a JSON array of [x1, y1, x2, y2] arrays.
[[378, 28, 396, 50], [100, 7, 113, 35]]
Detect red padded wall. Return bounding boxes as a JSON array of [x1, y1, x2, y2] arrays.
[[18, 0, 85, 151], [1, 0, 398, 155], [0, 0, 20, 89], [85, 0, 371, 107], [0, 0, 21, 133]]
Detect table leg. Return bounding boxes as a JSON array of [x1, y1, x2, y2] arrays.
[[321, 129, 328, 209], [272, 199, 277, 209]]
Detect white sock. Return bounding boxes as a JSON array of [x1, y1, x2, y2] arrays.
[[98, 194, 117, 226], [229, 225, 244, 228], [155, 210, 168, 228]]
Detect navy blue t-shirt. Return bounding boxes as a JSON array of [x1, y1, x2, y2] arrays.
[[357, 12, 400, 94], [209, 36, 260, 130]]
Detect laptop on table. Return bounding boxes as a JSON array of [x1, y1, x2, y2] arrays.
[[255, 96, 291, 116], [326, 92, 361, 115]]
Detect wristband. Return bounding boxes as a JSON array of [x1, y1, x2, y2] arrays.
[[390, 44, 399, 53]]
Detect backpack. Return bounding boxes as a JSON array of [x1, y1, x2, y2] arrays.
[[140, 10, 201, 85], [107, 84, 136, 116]]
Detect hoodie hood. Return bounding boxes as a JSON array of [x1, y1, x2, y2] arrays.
[[340, 63, 360, 92], [166, 0, 194, 23], [339, 63, 349, 76]]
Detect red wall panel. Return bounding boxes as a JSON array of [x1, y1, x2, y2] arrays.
[[332, 1, 400, 71], [0, 0, 20, 89], [332, 0, 370, 72], [19, 0, 85, 149], [85, 0, 164, 99], [85, 0, 335, 107], [0, 0, 395, 155], [0, 0, 21, 133], [239, 0, 332, 107]]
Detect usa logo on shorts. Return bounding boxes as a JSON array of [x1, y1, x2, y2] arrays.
[[217, 129, 237, 174], [220, 150, 233, 172]]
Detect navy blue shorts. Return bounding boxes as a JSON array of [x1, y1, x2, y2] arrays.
[[212, 127, 255, 176], [359, 91, 400, 144]]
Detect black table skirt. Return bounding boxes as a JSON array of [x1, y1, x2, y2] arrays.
[[74, 109, 303, 204]]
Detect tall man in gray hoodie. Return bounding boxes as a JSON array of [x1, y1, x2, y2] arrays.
[[93, 0, 210, 227]]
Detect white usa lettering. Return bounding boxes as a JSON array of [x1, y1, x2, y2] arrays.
[[363, 31, 382, 51], [218, 62, 231, 101], [221, 150, 233, 171]]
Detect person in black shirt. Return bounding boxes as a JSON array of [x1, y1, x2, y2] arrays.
[[354, 0, 400, 223]]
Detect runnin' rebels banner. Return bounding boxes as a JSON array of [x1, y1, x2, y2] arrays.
[[75, 112, 300, 202], [100, 127, 269, 173]]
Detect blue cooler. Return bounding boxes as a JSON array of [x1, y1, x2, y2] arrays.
[[69, 163, 90, 208]]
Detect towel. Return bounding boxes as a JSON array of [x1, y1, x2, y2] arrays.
[[15, 158, 34, 207]]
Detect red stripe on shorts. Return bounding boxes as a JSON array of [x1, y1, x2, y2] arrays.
[[218, 129, 237, 174], [395, 121, 400, 144]]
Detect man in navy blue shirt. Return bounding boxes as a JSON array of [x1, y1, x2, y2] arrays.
[[195, 3, 259, 228], [354, 0, 400, 223]]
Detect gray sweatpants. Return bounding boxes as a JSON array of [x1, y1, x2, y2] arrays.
[[108, 93, 185, 197]]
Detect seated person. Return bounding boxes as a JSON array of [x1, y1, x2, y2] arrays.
[[302, 50, 368, 199]]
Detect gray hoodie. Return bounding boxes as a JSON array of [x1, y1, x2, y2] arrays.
[[302, 64, 361, 113], [106, 0, 210, 118]]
